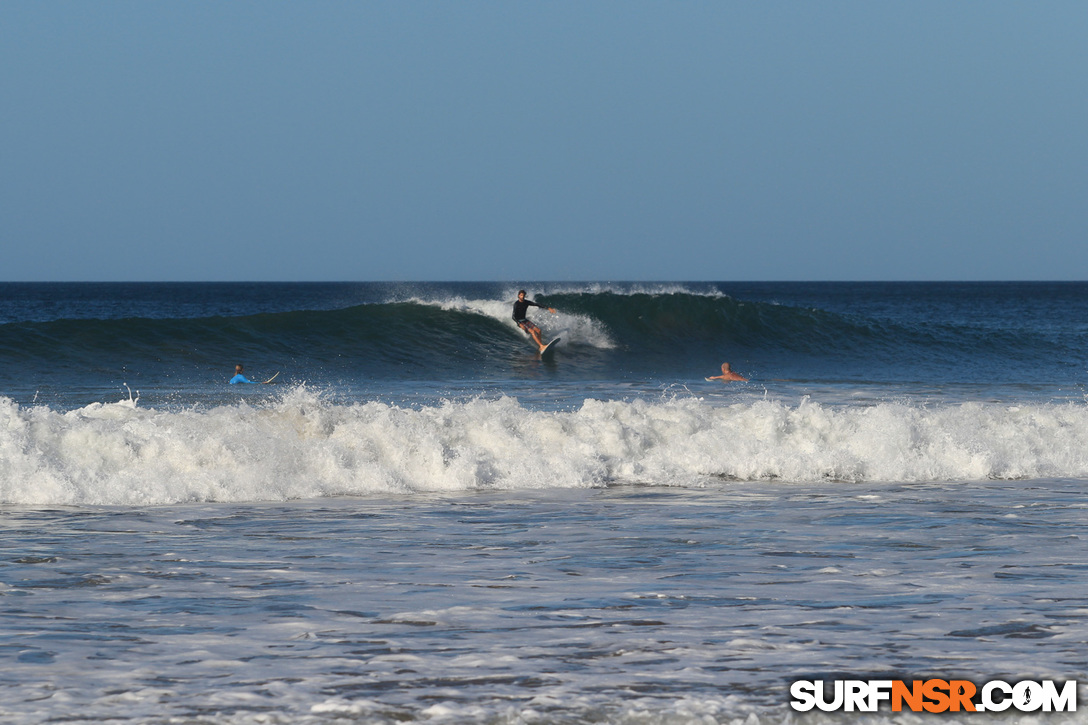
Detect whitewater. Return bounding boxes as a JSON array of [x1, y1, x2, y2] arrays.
[[2, 281, 1088, 723], [4, 391, 1088, 506]]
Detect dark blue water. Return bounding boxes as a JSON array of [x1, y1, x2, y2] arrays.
[[1, 281, 1086, 410]]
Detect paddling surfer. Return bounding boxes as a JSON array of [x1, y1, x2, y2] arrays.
[[512, 290, 557, 352], [706, 362, 747, 382], [230, 364, 280, 384], [229, 364, 259, 384]]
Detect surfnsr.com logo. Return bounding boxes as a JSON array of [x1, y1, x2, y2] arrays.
[[790, 679, 1077, 713]]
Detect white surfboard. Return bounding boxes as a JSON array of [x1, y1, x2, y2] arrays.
[[540, 337, 561, 358], [263, 372, 280, 384]]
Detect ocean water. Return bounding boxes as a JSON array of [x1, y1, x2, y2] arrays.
[[1, 281, 1087, 723]]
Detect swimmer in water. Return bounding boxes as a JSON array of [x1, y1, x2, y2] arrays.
[[229, 364, 259, 384], [706, 362, 748, 382]]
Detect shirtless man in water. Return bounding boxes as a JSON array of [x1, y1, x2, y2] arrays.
[[706, 362, 747, 382], [512, 290, 557, 352]]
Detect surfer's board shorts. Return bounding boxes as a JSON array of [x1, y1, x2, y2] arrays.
[[516, 319, 538, 333]]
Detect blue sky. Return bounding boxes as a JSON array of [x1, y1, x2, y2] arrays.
[[2, 2, 1086, 281]]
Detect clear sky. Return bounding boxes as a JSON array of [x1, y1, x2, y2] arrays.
[[2, 2, 1086, 282]]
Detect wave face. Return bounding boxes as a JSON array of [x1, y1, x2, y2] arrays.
[[2, 281, 1087, 393], [4, 389, 1088, 505]]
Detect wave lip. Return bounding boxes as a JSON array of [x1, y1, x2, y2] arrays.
[[3, 390, 1088, 506]]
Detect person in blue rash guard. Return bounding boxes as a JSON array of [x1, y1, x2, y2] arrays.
[[229, 364, 259, 384]]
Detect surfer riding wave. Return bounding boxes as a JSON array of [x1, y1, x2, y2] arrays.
[[513, 290, 557, 353]]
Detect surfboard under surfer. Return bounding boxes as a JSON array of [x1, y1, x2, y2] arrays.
[[512, 290, 557, 352]]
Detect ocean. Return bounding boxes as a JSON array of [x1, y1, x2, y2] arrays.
[[1, 281, 1087, 723]]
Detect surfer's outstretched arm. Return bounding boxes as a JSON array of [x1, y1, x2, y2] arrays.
[[707, 362, 748, 382]]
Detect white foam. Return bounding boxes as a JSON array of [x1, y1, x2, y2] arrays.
[[500, 282, 730, 298], [382, 284, 736, 351], [405, 294, 617, 349], [3, 391, 1088, 506]]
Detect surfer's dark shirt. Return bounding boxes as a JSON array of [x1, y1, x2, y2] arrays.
[[512, 298, 541, 323]]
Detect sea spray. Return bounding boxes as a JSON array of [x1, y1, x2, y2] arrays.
[[4, 388, 1088, 506]]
